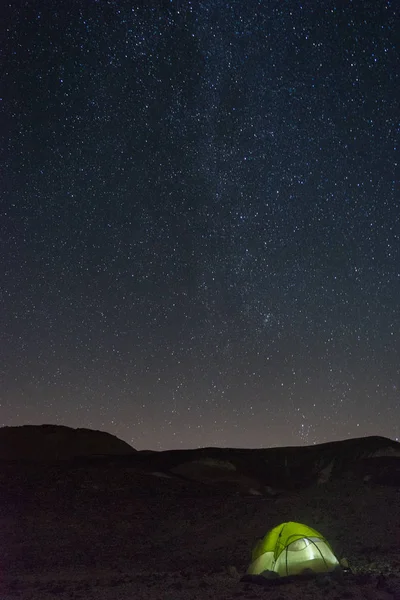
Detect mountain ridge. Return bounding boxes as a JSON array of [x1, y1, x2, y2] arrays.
[[1, 424, 399, 492]]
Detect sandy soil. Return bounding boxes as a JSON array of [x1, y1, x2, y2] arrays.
[[1, 466, 399, 599]]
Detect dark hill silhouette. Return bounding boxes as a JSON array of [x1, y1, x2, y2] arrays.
[[0, 424, 136, 460], [1, 425, 399, 492]]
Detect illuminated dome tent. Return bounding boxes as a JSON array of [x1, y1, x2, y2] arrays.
[[247, 521, 340, 577]]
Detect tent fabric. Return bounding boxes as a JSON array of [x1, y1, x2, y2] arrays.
[[247, 521, 340, 577]]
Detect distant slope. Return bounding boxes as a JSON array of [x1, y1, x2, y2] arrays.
[[0, 424, 136, 460], [129, 435, 400, 492], [68, 434, 400, 493]]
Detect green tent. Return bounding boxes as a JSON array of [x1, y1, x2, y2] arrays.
[[247, 521, 339, 577]]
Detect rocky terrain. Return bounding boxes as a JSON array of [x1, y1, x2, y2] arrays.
[[0, 425, 399, 599]]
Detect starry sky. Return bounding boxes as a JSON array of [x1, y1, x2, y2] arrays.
[[2, 0, 399, 450]]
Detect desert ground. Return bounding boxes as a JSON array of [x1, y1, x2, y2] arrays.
[[0, 426, 399, 599]]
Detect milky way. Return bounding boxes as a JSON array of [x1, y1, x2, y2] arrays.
[[2, 0, 398, 449]]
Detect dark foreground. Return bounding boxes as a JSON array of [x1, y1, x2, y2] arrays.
[[0, 464, 400, 599]]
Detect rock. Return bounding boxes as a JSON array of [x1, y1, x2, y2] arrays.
[[226, 565, 239, 578], [264, 485, 281, 497], [340, 558, 350, 569], [318, 459, 335, 484], [260, 570, 280, 579], [248, 487, 262, 496]]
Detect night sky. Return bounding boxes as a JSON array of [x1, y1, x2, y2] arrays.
[[2, 0, 399, 450]]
